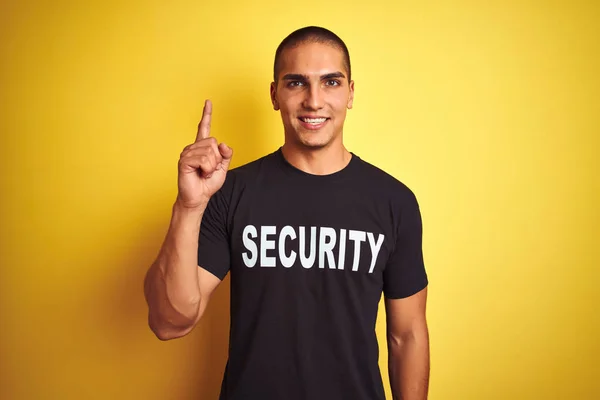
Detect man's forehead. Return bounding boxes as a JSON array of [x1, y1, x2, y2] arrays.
[[282, 42, 344, 62], [278, 43, 347, 77]]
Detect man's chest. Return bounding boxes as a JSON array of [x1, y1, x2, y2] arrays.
[[226, 185, 397, 280]]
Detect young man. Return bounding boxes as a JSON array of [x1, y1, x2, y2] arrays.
[[144, 26, 430, 400]]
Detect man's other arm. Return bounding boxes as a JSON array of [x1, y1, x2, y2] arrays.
[[386, 286, 430, 400]]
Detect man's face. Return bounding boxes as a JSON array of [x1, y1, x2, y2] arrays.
[[270, 42, 354, 150]]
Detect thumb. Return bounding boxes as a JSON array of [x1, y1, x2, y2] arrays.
[[218, 143, 234, 169]]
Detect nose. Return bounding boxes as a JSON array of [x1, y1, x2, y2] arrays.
[[302, 84, 325, 110]]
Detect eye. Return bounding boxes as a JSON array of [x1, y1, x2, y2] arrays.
[[325, 79, 341, 86], [288, 81, 304, 87]]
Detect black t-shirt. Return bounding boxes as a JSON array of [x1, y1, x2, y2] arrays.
[[198, 148, 428, 400]]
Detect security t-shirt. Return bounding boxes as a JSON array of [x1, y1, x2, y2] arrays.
[[198, 148, 428, 400]]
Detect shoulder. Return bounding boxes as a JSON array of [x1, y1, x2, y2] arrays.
[[352, 154, 419, 207]]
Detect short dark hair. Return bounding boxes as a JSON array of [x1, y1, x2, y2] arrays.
[[273, 26, 351, 83]]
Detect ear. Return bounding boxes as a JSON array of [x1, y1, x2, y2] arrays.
[[347, 80, 355, 109], [270, 82, 280, 111]]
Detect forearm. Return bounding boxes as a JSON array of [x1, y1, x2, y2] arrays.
[[388, 330, 430, 400], [144, 200, 206, 339]]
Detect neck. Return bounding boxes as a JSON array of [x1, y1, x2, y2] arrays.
[[281, 142, 352, 176]]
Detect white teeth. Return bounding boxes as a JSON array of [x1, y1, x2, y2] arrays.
[[301, 117, 326, 124]]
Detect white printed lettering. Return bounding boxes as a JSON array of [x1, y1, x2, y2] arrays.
[[260, 225, 276, 267], [299, 226, 317, 269], [279, 225, 297, 268], [367, 233, 385, 274], [240, 225, 385, 273], [319, 227, 337, 269], [337, 229, 347, 270], [348, 230, 366, 271], [242, 225, 258, 267]]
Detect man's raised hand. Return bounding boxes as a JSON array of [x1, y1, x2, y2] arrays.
[[177, 100, 234, 209]]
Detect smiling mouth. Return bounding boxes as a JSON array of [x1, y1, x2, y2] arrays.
[[298, 117, 329, 125]]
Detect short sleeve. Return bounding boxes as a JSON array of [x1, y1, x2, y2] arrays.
[[197, 182, 232, 281], [383, 192, 429, 299]]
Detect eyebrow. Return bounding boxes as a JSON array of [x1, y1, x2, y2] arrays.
[[281, 71, 346, 81]]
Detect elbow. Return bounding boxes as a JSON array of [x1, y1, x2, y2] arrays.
[[147, 307, 200, 341], [151, 325, 189, 341], [151, 326, 176, 341], [149, 316, 195, 341], [144, 283, 202, 341], [387, 326, 429, 350], [387, 331, 411, 350], [144, 268, 203, 341]]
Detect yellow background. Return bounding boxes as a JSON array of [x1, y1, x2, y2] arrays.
[[1, 0, 598, 399]]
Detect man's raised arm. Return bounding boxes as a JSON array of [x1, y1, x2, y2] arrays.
[[143, 100, 234, 340]]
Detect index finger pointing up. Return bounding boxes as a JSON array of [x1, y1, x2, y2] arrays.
[[196, 99, 212, 141]]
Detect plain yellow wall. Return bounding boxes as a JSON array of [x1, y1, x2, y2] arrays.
[[1, 1, 598, 399]]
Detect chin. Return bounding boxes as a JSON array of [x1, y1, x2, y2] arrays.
[[297, 133, 333, 149], [301, 141, 329, 150]]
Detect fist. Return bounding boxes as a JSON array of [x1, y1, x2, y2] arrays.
[[177, 100, 233, 209]]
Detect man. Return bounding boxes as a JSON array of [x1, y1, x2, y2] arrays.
[[144, 26, 430, 400]]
